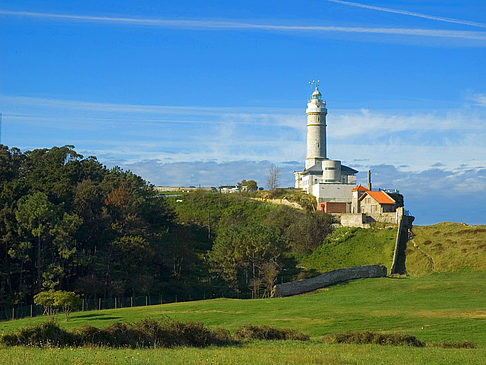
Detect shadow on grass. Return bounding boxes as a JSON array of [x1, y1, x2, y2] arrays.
[[74, 313, 122, 321]]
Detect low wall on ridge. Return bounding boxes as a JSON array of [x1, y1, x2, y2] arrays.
[[272, 264, 387, 297]]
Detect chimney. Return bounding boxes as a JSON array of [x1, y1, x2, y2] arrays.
[[368, 170, 372, 191]]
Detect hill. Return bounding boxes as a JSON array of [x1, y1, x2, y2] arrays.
[[406, 222, 486, 275], [297, 227, 397, 275]]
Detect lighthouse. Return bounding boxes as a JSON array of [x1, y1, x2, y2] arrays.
[[294, 85, 357, 208], [305, 87, 327, 169]]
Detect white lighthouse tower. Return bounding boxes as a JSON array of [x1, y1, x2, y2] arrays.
[[305, 86, 327, 169], [294, 85, 358, 210]]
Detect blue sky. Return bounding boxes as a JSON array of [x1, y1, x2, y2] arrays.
[[1, 1, 485, 225]]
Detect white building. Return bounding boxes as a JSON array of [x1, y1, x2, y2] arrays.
[[294, 87, 357, 212]]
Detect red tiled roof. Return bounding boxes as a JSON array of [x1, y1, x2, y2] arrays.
[[352, 185, 369, 191], [361, 191, 395, 204]]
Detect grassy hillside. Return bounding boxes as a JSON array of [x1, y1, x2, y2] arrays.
[[1, 272, 486, 363], [2, 272, 485, 345], [298, 227, 397, 274], [406, 223, 486, 275]]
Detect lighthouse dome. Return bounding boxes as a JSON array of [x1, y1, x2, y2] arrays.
[[311, 87, 322, 100]]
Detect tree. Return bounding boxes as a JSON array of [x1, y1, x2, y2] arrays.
[[15, 192, 57, 292], [34, 289, 81, 321], [208, 224, 286, 297], [54, 290, 81, 321], [237, 180, 258, 192], [266, 164, 280, 190]]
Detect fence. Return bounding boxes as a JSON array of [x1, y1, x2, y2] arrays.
[[0, 293, 186, 322]]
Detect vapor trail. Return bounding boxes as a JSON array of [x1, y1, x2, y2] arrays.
[[1, 9, 486, 41], [329, 0, 486, 29]]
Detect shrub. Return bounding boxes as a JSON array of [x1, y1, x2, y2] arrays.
[[324, 331, 425, 347], [1, 319, 76, 347], [1, 318, 236, 348], [234, 325, 309, 341]]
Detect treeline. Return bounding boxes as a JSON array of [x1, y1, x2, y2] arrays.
[[0, 145, 180, 306], [0, 145, 332, 307]]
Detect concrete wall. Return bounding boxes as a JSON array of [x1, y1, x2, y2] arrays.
[[312, 183, 354, 204], [272, 265, 387, 297]]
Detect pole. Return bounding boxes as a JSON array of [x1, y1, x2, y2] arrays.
[[98, 297, 102, 310]]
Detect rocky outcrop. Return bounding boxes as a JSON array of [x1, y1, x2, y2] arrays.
[[272, 264, 387, 297]]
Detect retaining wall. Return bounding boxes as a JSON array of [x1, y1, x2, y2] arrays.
[[272, 264, 387, 297]]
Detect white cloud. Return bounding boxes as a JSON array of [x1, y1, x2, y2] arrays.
[[1, 9, 486, 42], [473, 94, 486, 107], [2, 94, 486, 174], [329, 0, 486, 29]]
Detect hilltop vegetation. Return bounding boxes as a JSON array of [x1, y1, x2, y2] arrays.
[[167, 190, 332, 297], [406, 222, 486, 275]]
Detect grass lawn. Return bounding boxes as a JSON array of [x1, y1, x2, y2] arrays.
[[2, 341, 486, 365]]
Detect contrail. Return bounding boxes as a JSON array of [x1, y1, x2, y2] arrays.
[[0, 9, 486, 41], [329, 0, 486, 29]]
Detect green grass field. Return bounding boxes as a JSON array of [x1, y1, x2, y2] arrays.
[[2, 341, 486, 365], [2, 272, 486, 364]]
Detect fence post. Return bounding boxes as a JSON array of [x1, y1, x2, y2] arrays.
[[175, 295, 178, 303], [159, 294, 162, 305], [115, 297, 117, 309], [30, 304, 33, 317], [82, 298, 85, 311], [99, 298, 102, 310], [130, 297, 133, 307], [145, 296, 148, 306], [11, 307, 14, 320]]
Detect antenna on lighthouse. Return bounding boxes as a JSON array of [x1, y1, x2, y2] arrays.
[[308, 80, 320, 90]]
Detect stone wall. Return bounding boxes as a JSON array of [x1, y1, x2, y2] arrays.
[[339, 213, 370, 228], [251, 197, 304, 210], [390, 215, 415, 275], [272, 264, 387, 297]]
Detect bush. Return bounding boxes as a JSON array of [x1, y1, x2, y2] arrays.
[[324, 331, 425, 347], [1, 318, 236, 348], [1, 319, 76, 347], [234, 325, 309, 341]]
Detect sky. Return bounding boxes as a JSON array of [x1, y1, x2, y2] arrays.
[[0, 0, 485, 225]]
